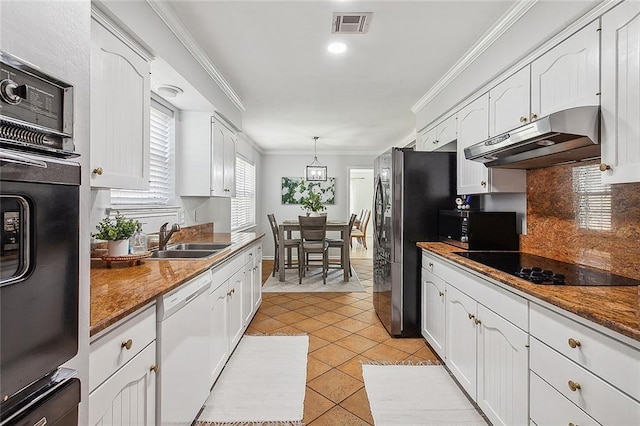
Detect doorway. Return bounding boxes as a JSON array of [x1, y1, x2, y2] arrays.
[[349, 167, 374, 259]]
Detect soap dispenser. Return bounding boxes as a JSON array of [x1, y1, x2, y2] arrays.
[[130, 223, 148, 254]]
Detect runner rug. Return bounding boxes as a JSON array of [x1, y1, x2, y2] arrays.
[[196, 335, 308, 426], [362, 363, 487, 425], [262, 268, 365, 293]]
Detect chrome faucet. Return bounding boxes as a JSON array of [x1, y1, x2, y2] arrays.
[[159, 222, 181, 250]]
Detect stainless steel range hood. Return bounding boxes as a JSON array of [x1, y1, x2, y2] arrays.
[[464, 106, 600, 169]]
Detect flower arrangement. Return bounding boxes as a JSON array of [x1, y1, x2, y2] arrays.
[[92, 212, 140, 241], [300, 190, 326, 214]]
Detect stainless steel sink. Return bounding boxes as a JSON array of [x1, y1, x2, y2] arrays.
[[171, 243, 231, 251], [149, 250, 218, 259]]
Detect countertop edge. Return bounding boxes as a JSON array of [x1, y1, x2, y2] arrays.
[[417, 242, 640, 345], [90, 232, 265, 337]]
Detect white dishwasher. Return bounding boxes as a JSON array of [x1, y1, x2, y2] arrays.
[[157, 270, 212, 425]]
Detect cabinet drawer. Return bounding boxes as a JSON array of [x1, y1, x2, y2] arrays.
[[89, 306, 155, 392], [426, 251, 528, 331], [530, 303, 640, 400], [530, 371, 598, 426], [530, 337, 640, 425]]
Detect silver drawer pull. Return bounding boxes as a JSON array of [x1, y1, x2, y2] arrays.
[[568, 338, 581, 348], [568, 380, 581, 392]]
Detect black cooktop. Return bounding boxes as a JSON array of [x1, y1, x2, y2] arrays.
[[454, 251, 640, 286]]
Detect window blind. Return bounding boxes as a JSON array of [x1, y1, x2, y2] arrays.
[[573, 164, 611, 231], [231, 156, 256, 230], [111, 100, 175, 205]]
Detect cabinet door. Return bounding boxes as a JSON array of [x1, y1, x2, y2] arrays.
[[436, 114, 457, 147], [211, 122, 226, 196], [223, 136, 237, 197], [252, 246, 263, 313], [177, 112, 212, 196], [90, 19, 150, 190], [476, 305, 529, 426], [89, 342, 156, 426], [210, 281, 229, 385], [421, 268, 446, 360], [601, 2, 640, 184], [417, 126, 437, 151], [242, 261, 254, 327], [445, 284, 477, 400], [457, 94, 490, 195], [228, 268, 245, 351], [531, 20, 600, 118], [489, 66, 531, 136]]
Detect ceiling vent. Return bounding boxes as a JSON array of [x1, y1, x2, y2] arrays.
[[332, 12, 372, 34]]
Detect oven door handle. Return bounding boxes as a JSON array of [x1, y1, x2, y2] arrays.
[[0, 150, 48, 168]]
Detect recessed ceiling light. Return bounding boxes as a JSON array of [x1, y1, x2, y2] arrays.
[[154, 84, 183, 98], [327, 42, 347, 54]]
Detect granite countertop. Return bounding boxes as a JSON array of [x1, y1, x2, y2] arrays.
[[90, 231, 265, 337], [417, 242, 640, 344]]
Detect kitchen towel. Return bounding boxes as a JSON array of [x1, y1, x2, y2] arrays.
[[262, 267, 365, 293], [362, 363, 487, 425], [196, 335, 308, 426]]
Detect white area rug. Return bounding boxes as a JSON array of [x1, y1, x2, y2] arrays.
[[263, 267, 365, 293], [196, 335, 308, 425], [363, 364, 487, 425]]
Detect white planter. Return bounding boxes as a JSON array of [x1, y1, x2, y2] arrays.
[[309, 212, 321, 217], [107, 239, 129, 256]]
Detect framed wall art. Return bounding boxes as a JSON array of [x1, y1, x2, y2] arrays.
[[281, 177, 335, 205]]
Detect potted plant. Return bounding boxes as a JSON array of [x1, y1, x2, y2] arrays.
[[300, 190, 326, 216], [93, 212, 140, 256]]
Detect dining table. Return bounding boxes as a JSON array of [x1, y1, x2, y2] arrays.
[[278, 219, 351, 282]]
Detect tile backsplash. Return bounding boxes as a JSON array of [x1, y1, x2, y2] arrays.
[[521, 159, 640, 280]]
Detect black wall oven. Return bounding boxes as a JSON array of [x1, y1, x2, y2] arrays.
[[0, 151, 80, 423]]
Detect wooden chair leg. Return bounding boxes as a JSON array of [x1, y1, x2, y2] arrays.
[[298, 246, 303, 284], [272, 247, 278, 277], [323, 251, 327, 284], [363, 236, 367, 249]]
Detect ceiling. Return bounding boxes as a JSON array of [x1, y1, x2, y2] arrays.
[[159, 1, 516, 154]]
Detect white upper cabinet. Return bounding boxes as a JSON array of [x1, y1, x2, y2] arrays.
[[90, 15, 151, 189], [457, 94, 526, 195], [177, 113, 237, 197], [457, 94, 490, 194], [531, 20, 600, 119], [489, 66, 531, 136], [601, 2, 640, 184], [211, 117, 236, 198], [417, 114, 456, 152]]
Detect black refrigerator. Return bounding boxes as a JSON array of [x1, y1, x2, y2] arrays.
[[373, 148, 456, 337]]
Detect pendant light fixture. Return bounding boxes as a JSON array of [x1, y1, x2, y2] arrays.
[[305, 136, 327, 181]]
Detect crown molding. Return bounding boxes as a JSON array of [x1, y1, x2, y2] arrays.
[[410, 0, 538, 114], [146, 0, 246, 112]]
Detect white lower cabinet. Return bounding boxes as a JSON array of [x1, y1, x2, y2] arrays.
[[476, 305, 528, 425], [529, 303, 640, 425], [420, 267, 446, 359], [89, 306, 157, 426], [228, 267, 245, 351], [422, 249, 640, 426], [209, 280, 229, 385], [252, 244, 263, 313]]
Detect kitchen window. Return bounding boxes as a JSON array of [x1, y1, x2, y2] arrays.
[[111, 97, 175, 206], [573, 164, 611, 231], [231, 155, 256, 231]]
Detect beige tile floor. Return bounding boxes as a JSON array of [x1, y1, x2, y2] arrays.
[[254, 257, 439, 425]]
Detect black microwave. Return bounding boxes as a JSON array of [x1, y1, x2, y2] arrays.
[[439, 210, 519, 250]]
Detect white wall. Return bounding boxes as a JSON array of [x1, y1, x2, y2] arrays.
[[260, 153, 377, 257], [1, 0, 91, 423]]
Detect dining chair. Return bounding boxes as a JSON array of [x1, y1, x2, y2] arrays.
[[298, 215, 329, 284], [327, 213, 358, 276], [267, 214, 300, 277], [353, 208, 365, 230], [351, 209, 370, 249]]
